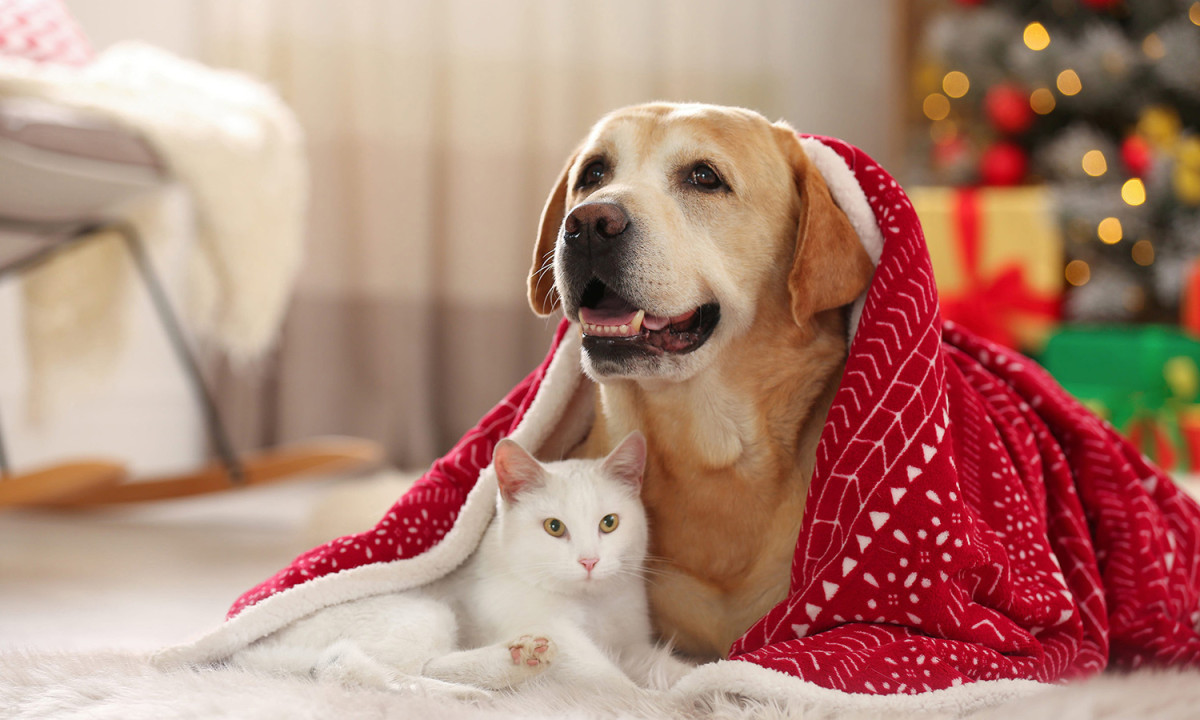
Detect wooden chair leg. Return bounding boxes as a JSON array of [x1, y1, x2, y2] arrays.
[[32, 436, 383, 507], [0, 460, 126, 508], [0, 220, 387, 508]]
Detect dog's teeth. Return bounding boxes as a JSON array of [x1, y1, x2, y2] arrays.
[[631, 310, 645, 335], [582, 319, 645, 337]]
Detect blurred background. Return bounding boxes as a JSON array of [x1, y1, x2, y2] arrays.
[[1, 0, 1198, 652], [2, 0, 1199, 487], [0, 0, 905, 478], [907, 0, 1200, 474]]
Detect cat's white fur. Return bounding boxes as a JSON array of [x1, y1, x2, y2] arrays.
[[230, 432, 691, 698]]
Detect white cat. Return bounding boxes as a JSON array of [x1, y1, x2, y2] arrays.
[[230, 431, 691, 698]]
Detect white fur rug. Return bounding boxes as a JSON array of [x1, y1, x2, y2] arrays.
[[3, 649, 1200, 720]]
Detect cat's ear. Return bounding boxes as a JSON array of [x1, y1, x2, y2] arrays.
[[493, 438, 545, 503], [602, 431, 647, 492]]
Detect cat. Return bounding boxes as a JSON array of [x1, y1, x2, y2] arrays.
[[229, 431, 692, 698]]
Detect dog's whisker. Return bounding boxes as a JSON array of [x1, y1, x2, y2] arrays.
[[532, 254, 556, 281]]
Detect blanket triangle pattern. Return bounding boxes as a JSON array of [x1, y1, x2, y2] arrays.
[[227, 136, 1200, 696], [730, 135, 1200, 693]]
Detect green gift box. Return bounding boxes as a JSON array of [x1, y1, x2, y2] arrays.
[[1040, 325, 1200, 472]]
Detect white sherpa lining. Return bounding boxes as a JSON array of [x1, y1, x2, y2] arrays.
[[670, 660, 1045, 715], [797, 136, 883, 340], [155, 329, 588, 667]]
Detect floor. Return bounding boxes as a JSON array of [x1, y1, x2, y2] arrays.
[[0, 471, 411, 653]]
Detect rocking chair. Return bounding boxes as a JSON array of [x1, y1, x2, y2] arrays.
[[0, 97, 382, 508]]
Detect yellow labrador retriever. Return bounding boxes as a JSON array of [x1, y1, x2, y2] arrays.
[[528, 103, 875, 659]]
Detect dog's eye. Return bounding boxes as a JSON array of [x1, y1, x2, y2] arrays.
[[686, 163, 724, 191], [578, 161, 607, 189]]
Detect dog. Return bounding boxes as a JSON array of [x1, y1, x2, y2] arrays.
[[526, 103, 876, 659]]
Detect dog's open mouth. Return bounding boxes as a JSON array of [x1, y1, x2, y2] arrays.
[[576, 278, 719, 355]]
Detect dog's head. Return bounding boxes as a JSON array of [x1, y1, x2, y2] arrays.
[[529, 103, 874, 382]]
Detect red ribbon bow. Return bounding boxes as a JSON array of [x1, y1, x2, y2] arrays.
[[938, 188, 1061, 350]]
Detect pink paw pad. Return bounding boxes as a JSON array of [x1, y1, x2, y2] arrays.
[[508, 635, 555, 668]]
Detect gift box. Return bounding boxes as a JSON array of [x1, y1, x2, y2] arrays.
[[1040, 325, 1200, 473], [910, 186, 1063, 352]]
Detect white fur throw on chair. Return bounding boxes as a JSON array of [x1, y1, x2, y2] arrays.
[[0, 42, 307, 412]]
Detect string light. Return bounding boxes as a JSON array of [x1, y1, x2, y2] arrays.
[[1143, 33, 1166, 60], [1190, 2, 1200, 26], [1132, 239, 1155, 266], [1121, 178, 1146, 206], [1098, 217, 1123, 244], [1024, 22, 1051, 51], [942, 71, 970, 98], [923, 93, 951, 121], [1082, 150, 1108, 177], [1057, 69, 1082, 96], [1065, 260, 1091, 286], [1030, 88, 1056, 114]]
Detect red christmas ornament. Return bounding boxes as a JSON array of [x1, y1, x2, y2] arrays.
[[1121, 135, 1153, 177], [1080, 0, 1121, 9], [954, 0, 985, 4], [985, 84, 1034, 135], [980, 141, 1028, 186]]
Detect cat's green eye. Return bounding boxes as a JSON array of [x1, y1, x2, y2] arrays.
[[543, 518, 566, 537], [599, 514, 619, 533]]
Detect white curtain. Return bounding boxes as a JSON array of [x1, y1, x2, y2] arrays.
[[196, 0, 901, 468]]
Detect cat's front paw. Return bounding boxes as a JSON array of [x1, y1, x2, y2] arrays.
[[508, 635, 555, 670]]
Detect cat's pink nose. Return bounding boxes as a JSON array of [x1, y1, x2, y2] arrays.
[[579, 557, 599, 574]]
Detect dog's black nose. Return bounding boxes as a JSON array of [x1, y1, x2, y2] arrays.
[[563, 202, 629, 244]]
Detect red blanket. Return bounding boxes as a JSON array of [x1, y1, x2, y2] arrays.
[[228, 136, 1200, 695]]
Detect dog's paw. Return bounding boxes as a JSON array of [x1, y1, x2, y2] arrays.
[[508, 635, 555, 670]]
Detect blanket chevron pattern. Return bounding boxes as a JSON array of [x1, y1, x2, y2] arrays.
[[220, 136, 1200, 697]]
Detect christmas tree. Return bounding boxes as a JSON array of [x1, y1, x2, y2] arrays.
[[910, 0, 1200, 324]]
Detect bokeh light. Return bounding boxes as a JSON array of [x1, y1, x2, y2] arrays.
[[1143, 33, 1166, 60], [923, 93, 951, 121], [1132, 240, 1155, 266], [1082, 150, 1108, 177], [1097, 217, 1123, 244], [1057, 69, 1082, 96], [943, 71, 970, 98], [1030, 87, 1056, 114], [1065, 260, 1091, 286], [1024, 22, 1051, 51], [1121, 178, 1146, 206]]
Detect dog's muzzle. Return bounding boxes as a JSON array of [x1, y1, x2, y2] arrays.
[[558, 201, 720, 362]]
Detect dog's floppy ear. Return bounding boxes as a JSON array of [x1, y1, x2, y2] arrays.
[[774, 127, 875, 327], [528, 148, 580, 317]]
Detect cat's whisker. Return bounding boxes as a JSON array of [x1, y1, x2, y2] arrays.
[[627, 565, 671, 578], [641, 553, 685, 571]]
